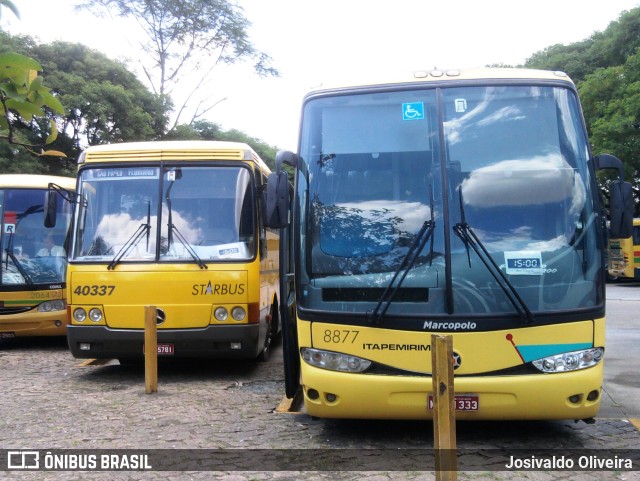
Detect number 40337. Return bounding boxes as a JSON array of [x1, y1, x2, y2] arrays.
[[73, 285, 116, 296]]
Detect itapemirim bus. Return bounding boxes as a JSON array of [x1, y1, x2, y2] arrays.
[[265, 68, 633, 421], [0, 174, 75, 338], [55, 141, 279, 362]]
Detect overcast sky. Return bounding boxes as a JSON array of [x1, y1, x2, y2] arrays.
[[2, 0, 640, 149]]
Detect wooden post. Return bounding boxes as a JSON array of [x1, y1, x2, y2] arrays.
[[144, 305, 158, 394], [431, 334, 457, 480]]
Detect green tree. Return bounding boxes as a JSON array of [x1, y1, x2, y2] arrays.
[[0, 52, 66, 154], [77, 0, 279, 130], [0, 32, 170, 174], [525, 8, 640, 82], [579, 56, 640, 191]]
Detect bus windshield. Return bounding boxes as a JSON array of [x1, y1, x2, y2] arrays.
[[71, 165, 256, 264], [1, 188, 72, 286], [298, 84, 600, 319]]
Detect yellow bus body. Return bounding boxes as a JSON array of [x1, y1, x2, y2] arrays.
[[269, 68, 619, 421], [298, 318, 604, 420], [0, 174, 75, 337], [66, 141, 279, 360]]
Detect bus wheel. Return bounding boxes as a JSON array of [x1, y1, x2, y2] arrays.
[[257, 307, 276, 362]]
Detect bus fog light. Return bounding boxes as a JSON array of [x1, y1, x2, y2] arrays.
[[79, 343, 91, 351], [587, 390, 599, 401], [230, 342, 242, 350], [38, 300, 66, 312], [301, 348, 372, 373], [73, 308, 87, 322], [532, 348, 604, 373], [231, 306, 246, 321], [214, 307, 228, 321], [88, 308, 103, 322], [325, 393, 338, 402]]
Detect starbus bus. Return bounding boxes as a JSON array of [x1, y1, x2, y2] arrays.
[[607, 218, 640, 281], [265, 68, 634, 421], [0, 174, 75, 338], [53, 141, 279, 362]]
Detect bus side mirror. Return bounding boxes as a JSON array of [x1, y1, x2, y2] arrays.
[[265, 171, 290, 229], [44, 190, 58, 228], [609, 179, 634, 238]]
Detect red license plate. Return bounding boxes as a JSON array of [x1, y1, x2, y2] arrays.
[[157, 344, 174, 355], [428, 394, 479, 411], [144, 343, 175, 355]]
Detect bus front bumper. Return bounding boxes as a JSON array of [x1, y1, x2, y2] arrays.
[[67, 324, 262, 359], [300, 362, 604, 421], [0, 311, 68, 337]]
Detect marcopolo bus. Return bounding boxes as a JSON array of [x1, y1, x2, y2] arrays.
[[266, 68, 633, 421], [57, 141, 279, 362], [0, 174, 75, 338]]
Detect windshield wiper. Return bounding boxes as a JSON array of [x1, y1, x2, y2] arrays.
[[3, 209, 37, 285], [108, 202, 152, 270], [165, 174, 207, 270], [4, 249, 34, 285], [107, 222, 151, 270], [453, 188, 533, 324], [167, 223, 207, 269], [368, 188, 435, 324]]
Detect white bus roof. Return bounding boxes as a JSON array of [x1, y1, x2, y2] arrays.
[[306, 68, 575, 96], [0, 174, 75, 190]]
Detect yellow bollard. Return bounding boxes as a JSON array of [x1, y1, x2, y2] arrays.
[[431, 334, 457, 480], [144, 305, 158, 394]]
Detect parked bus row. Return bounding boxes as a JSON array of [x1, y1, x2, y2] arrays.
[[1, 68, 635, 423]]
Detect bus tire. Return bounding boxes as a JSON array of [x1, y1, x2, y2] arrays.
[[257, 302, 277, 362]]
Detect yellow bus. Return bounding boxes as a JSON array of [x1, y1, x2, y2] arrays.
[[607, 218, 640, 281], [265, 68, 633, 421], [0, 174, 75, 338], [58, 141, 279, 362]]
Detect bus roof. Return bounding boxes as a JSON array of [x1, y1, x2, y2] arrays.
[[79, 141, 271, 174], [0, 174, 75, 191], [305, 68, 575, 97]]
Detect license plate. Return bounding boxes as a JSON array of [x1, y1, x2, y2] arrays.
[[157, 344, 175, 355], [428, 394, 479, 411], [144, 343, 175, 355]]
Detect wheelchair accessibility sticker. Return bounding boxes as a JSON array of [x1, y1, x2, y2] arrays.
[[402, 102, 425, 121]]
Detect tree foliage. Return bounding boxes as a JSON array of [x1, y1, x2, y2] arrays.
[[525, 6, 640, 211], [525, 8, 640, 83], [77, 0, 279, 129], [0, 32, 167, 172], [0, 51, 66, 157]]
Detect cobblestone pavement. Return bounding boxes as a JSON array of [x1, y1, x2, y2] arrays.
[[0, 337, 638, 481]]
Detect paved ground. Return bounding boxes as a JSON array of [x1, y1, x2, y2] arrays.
[[0, 283, 639, 480]]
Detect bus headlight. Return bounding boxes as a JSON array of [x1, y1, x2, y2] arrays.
[[301, 348, 372, 373], [231, 306, 246, 321], [73, 308, 87, 323], [214, 307, 228, 321], [88, 308, 103, 323], [37, 300, 66, 312], [532, 348, 603, 373]]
